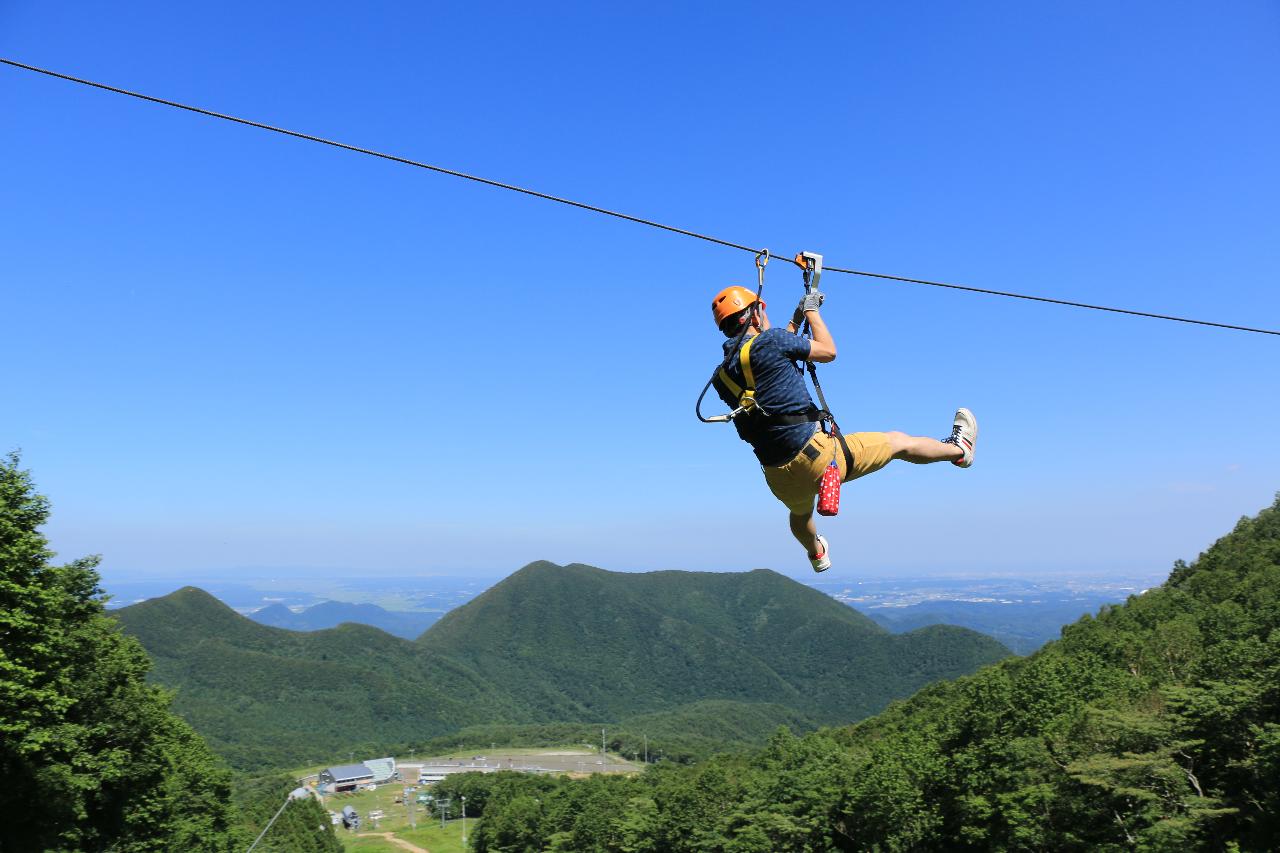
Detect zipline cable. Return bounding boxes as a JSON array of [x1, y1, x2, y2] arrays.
[[821, 264, 1276, 335], [3, 56, 1277, 338], [0, 58, 755, 255]]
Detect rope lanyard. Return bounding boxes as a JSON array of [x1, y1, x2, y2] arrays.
[[796, 253, 839, 432]]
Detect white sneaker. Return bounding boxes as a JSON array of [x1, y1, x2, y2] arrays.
[[942, 407, 978, 468], [809, 534, 831, 573]]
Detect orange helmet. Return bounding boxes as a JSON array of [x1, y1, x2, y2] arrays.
[[711, 286, 761, 330]]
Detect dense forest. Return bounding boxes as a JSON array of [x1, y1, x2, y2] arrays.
[[418, 562, 1011, 724], [410, 700, 820, 765], [12, 443, 1275, 849], [440, 496, 1280, 850], [114, 561, 1008, 771], [0, 455, 338, 852]]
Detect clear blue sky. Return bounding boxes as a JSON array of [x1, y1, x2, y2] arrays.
[[3, 2, 1277, 583]]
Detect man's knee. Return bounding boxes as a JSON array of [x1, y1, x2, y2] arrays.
[[884, 430, 911, 455]]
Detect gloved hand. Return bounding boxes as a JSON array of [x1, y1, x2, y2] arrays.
[[791, 290, 825, 327]]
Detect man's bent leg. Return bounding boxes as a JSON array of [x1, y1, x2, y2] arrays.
[[789, 510, 821, 556], [884, 430, 963, 464]]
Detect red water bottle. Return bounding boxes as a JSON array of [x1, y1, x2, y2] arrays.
[[816, 459, 841, 516]]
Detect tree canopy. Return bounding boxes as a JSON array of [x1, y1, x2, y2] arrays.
[[0, 454, 342, 852], [0, 453, 240, 850], [461, 495, 1280, 850]]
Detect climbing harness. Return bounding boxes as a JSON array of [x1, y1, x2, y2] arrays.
[[696, 249, 846, 435], [695, 248, 854, 515], [696, 250, 770, 423]]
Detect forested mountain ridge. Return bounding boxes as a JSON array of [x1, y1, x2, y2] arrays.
[[114, 587, 529, 770], [418, 562, 1011, 722], [114, 564, 1009, 771], [460, 496, 1280, 851]]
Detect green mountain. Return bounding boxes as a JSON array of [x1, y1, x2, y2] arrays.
[[114, 587, 527, 770], [114, 565, 1009, 771], [461, 496, 1280, 851], [418, 563, 1011, 723]]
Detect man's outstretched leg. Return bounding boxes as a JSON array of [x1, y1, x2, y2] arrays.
[[885, 408, 978, 467]]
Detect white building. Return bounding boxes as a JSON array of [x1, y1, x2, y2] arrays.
[[364, 757, 397, 784]]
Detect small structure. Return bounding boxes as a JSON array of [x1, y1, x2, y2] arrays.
[[319, 763, 374, 793], [341, 805, 360, 831], [364, 756, 397, 784]]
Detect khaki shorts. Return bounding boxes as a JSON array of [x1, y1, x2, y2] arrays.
[[762, 430, 894, 514]]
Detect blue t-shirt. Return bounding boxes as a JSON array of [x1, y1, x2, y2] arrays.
[[713, 328, 817, 466]]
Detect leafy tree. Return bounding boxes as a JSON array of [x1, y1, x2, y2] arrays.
[[0, 453, 236, 851], [231, 773, 342, 852]]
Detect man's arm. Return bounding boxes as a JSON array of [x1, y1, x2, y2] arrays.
[[788, 291, 836, 362], [805, 309, 836, 362]]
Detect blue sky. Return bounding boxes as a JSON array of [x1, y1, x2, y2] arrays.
[[3, 2, 1277, 583]]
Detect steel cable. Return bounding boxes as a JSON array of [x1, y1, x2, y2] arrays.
[[3, 57, 1276, 337]]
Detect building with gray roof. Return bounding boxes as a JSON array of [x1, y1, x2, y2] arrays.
[[319, 763, 373, 793]]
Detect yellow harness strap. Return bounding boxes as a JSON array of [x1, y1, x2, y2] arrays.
[[716, 334, 759, 412]]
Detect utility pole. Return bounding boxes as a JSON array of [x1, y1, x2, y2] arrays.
[[644, 734, 648, 765], [601, 728, 606, 760]]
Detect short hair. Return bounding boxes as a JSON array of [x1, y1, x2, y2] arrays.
[[719, 306, 753, 338]]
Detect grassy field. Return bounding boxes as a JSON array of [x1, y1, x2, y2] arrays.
[[326, 781, 473, 852], [341, 820, 469, 852]]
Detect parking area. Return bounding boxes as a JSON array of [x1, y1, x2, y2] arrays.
[[399, 747, 641, 778]]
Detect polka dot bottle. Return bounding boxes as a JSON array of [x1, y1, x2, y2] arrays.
[[816, 459, 841, 517]]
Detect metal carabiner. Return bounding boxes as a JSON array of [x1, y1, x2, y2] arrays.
[[755, 249, 769, 292]]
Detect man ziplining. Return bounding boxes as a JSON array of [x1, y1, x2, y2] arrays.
[[708, 280, 978, 572]]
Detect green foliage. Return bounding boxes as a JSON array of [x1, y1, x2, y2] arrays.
[[466, 495, 1280, 850], [418, 563, 1011, 726], [231, 773, 342, 852], [0, 453, 236, 851], [114, 563, 1008, 772], [113, 587, 531, 770], [413, 701, 820, 765]]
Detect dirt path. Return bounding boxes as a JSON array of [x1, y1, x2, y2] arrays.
[[354, 831, 429, 853]]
